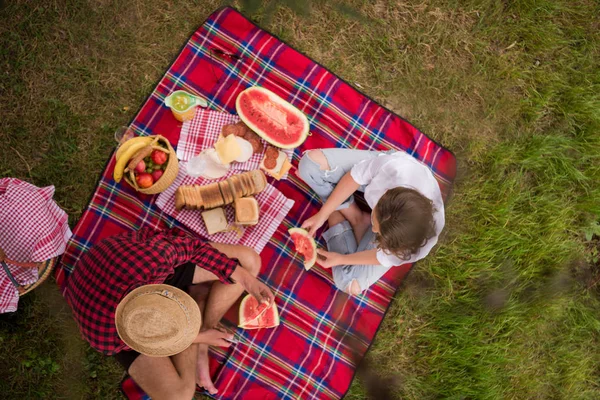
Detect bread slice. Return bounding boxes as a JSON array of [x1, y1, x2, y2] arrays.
[[229, 175, 244, 199], [203, 183, 219, 209], [239, 173, 251, 196], [175, 187, 186, 210], [260, 151, 292, 180], [219, 181, 233, 204], [193, 185, 204, 209], [249, 170, 267, 193], [234, 196, 259, 226], [201, 207, 229, 235], [181, 186, 194, 209]]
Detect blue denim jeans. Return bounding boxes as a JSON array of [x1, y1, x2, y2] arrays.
[[297, 149, 392, 294]]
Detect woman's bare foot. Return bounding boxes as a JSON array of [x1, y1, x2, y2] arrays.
[[340, 202, 372, 243], [196, 344, 218, 394]]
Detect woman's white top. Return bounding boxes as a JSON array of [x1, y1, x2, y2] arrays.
[[350, 151, 445, 267]]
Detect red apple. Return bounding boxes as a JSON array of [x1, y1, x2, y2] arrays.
[[151, 169, 163, 182], [151, 150, 168, 165], [134, 160, 146, 174], [136, 172, 154, 188]]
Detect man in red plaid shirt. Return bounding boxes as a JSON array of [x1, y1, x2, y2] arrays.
[[65, 227, 274, 398]]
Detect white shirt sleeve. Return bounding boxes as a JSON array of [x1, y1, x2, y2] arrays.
[[350, 155, 390, 185]]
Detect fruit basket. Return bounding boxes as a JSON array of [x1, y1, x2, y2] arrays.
[[120, 135, 179, 195]]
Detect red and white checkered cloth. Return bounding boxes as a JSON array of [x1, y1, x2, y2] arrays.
[[156, 162, 294, 253], [177, 107, 292, 175], [0, 178, 72, 313]]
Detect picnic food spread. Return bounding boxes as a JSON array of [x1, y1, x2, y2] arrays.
[[289, 227, 317, 270], [238, 294, 280, 330], [236, 86, 310, 149]]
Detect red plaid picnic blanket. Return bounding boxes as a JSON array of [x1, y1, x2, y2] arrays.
[[155, 162, 294, 252], [57, 6, 456, 399]]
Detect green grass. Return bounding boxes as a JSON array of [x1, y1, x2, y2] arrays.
[[1, 0, 600, 398]]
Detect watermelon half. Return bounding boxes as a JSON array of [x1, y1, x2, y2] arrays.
[[288, 227, 317, 270], [236, 86, 310, 149], [238, 294, 280, 330]]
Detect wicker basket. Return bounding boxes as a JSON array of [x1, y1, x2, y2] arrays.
[[19, 258, 56, 296], [0, 248, 56, 296], [123, 135, 179, 195]]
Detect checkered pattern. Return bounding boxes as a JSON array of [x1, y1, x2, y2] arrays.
[[0, 178, 71, 313], [155, 162, 294, 253], [56, 6, 456, 399], [177, 107, 293, 175], [64, 227, 237, 355], [177, 108, 239, 160]]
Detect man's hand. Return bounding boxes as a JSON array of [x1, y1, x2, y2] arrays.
[[317, 249, 344, 269], [301, 211, 327, 237], [244, 275, 275, 306], [232, 266, 275, 306]]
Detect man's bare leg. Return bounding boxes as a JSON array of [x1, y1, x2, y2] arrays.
[[193, 243, 262, 394], [128, 343, 198, 400]]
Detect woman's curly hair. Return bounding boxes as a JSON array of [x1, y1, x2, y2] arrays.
[[374, 187, 437, 261]]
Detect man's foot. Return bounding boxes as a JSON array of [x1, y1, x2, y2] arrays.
[[340, 202, 372, 243], [195, 328, 234, 347], [196, 345, 218, 394]]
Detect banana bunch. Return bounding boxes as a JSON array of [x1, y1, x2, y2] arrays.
[[113, 136, 166, 183]]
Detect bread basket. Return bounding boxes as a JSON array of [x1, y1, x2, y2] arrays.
[[123, 135, 179, 195]]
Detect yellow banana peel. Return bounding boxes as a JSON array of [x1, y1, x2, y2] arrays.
[[114, 140, 154, 183], [115, 136, 153, 161]]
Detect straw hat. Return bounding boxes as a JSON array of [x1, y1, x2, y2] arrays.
[[115, 284, 201, 357]]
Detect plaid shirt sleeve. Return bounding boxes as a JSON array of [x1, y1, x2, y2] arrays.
[[159, 228, 238, 284]]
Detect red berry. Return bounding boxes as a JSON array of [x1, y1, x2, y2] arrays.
[[134, 160, 146, 174], [151, 150, 168, 165], [151, 169, 163, 182], [136, 172, 154, 188]]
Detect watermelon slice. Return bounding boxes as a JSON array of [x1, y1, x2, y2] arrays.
[[238, 294, 280, 330], [288, 227, 317, 270], [236, 86, 310, 149]]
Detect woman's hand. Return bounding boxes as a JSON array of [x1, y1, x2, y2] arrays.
[[301, 211, 328, 236], [316, 249, 344, 269]]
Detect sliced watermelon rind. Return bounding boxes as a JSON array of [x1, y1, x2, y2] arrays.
[[288, 227, 317, 270], [238, 294, 280, 329], [236, 86, 310, 149]]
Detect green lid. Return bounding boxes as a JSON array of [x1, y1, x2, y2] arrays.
[[165, 90, 208, 112]]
